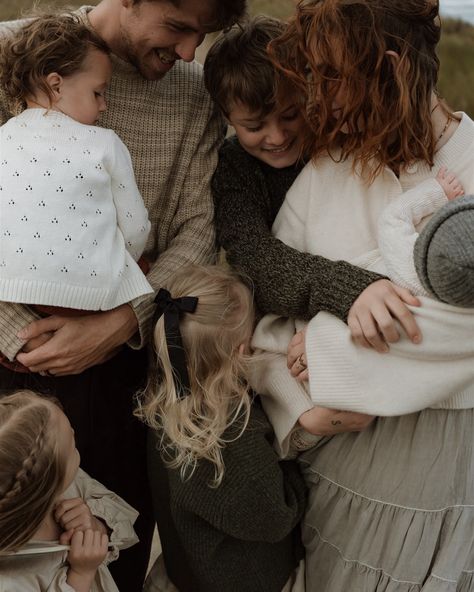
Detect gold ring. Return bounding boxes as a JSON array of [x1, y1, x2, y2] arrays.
[[297, 353, 307, 370]]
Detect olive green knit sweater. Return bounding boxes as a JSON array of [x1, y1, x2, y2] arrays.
[[152, 402, 306, 592]]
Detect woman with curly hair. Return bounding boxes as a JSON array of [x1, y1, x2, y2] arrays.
[[261, 0, 474, 589]]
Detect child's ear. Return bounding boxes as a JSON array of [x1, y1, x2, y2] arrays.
[[238, 343, 246, 356], [45, 72, 63, 99]]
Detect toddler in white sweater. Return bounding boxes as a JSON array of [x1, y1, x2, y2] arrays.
[[0, 13, 152, 315]]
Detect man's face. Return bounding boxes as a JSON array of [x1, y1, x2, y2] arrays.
[[119, 0, 217, 80]]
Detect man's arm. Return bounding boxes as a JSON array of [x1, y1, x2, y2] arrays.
[[214, 140, 385, 322], [127, 103, 225, 349]]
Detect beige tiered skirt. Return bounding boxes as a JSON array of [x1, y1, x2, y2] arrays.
[[300, 409, 474, 591]]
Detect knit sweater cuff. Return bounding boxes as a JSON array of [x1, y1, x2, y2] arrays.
[[127, 294, 155, 350], [256, 355, 314, 458], [0, 303, 41, 360]]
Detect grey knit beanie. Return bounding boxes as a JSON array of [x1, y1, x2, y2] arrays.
[[414, 194, 474, 307]]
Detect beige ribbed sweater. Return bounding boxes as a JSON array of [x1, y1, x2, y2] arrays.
[[0, 8, 224, 359]]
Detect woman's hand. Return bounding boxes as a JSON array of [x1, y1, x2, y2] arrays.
[[347, 279, 421, 352], [298, 406, 375, 436], [287, 328, 308, 382]]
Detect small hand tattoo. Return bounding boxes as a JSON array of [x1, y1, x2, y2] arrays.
[[331, 420, 342, 426]]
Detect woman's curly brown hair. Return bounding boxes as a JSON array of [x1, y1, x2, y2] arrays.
[[0, 12, 109, 114], [269, 0, 454, 179]]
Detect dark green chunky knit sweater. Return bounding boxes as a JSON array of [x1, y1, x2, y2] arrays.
[[159, 402, 306, 592], [213, 136, 385, 321]]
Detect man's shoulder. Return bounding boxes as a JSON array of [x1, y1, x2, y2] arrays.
[[166, 60, 207, 96]]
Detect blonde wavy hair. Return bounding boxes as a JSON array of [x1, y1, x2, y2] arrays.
[[0, 391, 65, 554], [136, 265, 255, 486]]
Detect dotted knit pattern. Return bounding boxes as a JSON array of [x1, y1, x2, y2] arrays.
[[0, 109, 153, 310], [0, 8, 223, 358]]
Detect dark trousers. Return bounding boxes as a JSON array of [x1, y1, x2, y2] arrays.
[[0, 347, 154, 592], [148, 429, 198, 592]]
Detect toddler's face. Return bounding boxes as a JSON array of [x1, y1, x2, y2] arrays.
[[55, 48, 112, 125], [227, 101, 305, 169]]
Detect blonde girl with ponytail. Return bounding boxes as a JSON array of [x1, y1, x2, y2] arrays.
[[138, 264, 307, 592]]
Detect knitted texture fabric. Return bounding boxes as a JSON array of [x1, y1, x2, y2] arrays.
[[212, 136, 385, 322], [0, 8, 224, 359], [414, 194, 474, 306], [0, 109, 153, 310], [159, 402, 306, 592]]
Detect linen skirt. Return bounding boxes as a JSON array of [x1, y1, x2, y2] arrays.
[[299, 409, 474, 591]]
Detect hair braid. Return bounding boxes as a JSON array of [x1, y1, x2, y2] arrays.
[[0, 391, 65, 554]]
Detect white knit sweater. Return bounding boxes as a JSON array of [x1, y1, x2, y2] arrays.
[[251, 113, 474, 454], [0, 109, 152, 310]]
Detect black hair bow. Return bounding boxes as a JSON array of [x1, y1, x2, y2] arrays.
[[154, 288, 198, 399]]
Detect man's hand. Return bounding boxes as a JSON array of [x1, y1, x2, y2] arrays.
[[56, 498, 108, 535], [347, 279, 421, 353], [298, 406, 375, 436], [16, 304, 138, 375]]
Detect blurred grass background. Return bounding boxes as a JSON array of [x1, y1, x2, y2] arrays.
[[0, 0, 473, 115]]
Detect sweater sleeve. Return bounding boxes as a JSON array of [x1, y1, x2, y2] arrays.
[[378, 178, 447, 295], [213, 139, 385, 322], [74, 468, 139, 564], [107, 133, 151, 261], [0, 303, 41, 360], [306, 297, 474, 414], [126, 103, 224, 349]]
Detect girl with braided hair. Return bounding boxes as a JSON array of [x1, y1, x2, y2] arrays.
[[0, 390, 138, 591]]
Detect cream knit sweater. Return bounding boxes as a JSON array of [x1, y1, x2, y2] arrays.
[[251, 113, 474, 455], [0, 7, 224, 359], [0, 109, 153, 310]]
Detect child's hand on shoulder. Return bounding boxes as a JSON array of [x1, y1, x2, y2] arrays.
[[55, 497, 108, 536], [436, 166, 464, 201]]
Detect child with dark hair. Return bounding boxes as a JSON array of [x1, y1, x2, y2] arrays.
[[206, 15, 423, 444]]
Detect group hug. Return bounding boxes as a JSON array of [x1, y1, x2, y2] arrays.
[[0, 0, 474, 590]]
